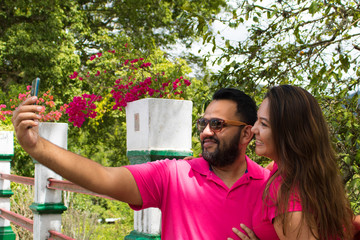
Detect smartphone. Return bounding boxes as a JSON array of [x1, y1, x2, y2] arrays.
[[30, 77, 40, 97], [28, 78, 40, 128]]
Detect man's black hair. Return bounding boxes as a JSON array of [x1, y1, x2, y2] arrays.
[[212, 88, 257, 125]]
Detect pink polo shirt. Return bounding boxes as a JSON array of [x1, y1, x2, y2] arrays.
[[252, 163, 302, 240], [125, 157, 270, 240]]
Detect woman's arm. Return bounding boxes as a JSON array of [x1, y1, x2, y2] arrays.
[[274, 212, 317, 240]]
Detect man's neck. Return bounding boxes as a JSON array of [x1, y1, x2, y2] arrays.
[[211, 157, 247, 189]]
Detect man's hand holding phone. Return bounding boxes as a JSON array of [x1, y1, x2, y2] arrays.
[[11, 78, 42, 152]]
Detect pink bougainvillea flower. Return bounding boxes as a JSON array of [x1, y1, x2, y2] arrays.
[[65, 94, 102, 127], [140, 62, 151, 68], [184, 79, 191, 86], [69, 71, 78, 79]]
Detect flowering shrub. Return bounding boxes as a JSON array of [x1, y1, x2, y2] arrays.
[[0, 104, 12, 121], [66, 45, 192, 127], [0, 86, 68, 122], [65, 94, 102, 128], [1, 44, 192, 128]]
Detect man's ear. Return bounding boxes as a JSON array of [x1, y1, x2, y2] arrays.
[[240, 125, 253, 145]]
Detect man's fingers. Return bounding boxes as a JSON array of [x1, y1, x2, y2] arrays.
[[12, 110, 40, 126], [230, 224, 258, 240], [232, 227, 248, 239], [12, 97, 38, 116], [18, 96, 38, 107], [26, 96, 38, 104], [240, 224, 259, 240], [20, 118, 39, 130], [12, 96, 41, 129]]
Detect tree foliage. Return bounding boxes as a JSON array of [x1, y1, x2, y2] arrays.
[[197, 0, 360, 213], [0, 0, 226, 94], [0, 0, 223, 174]]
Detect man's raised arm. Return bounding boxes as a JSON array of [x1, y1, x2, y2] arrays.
[[12, 96, 142, 206]]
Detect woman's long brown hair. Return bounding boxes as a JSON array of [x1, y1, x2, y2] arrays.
[[264, 85, 353, 239]]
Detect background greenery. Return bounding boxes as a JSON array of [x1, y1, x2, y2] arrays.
[[1, 0, 360, 238]]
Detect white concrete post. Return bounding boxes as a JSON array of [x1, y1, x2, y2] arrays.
[[124, 98, 193, 240], [30, 123, 68, 240], [0, 131, 16, 240]]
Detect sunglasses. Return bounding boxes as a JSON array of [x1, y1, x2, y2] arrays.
[[196, 118, 247, 133]]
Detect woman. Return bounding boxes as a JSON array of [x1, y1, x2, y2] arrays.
[[230, 85, 354, 239]]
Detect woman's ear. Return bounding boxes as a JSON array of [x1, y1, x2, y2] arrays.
[[240, 125, 254, 145]]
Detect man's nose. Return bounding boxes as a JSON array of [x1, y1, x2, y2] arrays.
[[202, 123, 214, 135]]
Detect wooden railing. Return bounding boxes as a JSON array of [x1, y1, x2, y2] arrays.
[[0, 130, 119, 239], [47, 178, 115, 200], [0, 172, 117, 239]]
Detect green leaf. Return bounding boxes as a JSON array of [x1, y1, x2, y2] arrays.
[[339, 55, 350, 73], [309, 1, 320, 15], [225, 39, 230, 48], [212, 37, 216, 52], [270, 8, 278, 18]]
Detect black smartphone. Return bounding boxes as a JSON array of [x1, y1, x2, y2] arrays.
[[28, 78, 40, 128], [30, 77, 40, 97]]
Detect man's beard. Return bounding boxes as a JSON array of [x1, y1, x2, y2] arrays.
[[201, 129, 242, 167]]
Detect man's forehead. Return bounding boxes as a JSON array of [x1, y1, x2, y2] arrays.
[[203, 100, 238, 118]]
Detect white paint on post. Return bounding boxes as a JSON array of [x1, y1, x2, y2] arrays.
[[37, 123, 68, 149], [0, 131, 13, 155], [33, 214, 62, 239], [34, 123, 68, 203], [0, 200, 10, 226], [33, 123, 68, 240], [0, 131, 13, 228], [0, 162, 11, 195], [126, 98, 193, 151], [133, 208, 162, 234], [126, 99, 193, 236]]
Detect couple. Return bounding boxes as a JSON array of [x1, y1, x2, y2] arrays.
[[12, 85, 357, 239]]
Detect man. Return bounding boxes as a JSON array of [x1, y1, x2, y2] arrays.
[[12, 88, 270, 239]]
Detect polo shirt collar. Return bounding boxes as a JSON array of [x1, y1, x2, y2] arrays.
[[188, 156, 266, 181]]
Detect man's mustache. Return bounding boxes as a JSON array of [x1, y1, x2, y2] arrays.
[[201, 136, 219, 145]]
